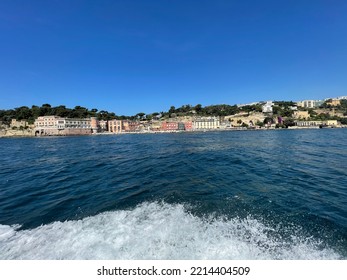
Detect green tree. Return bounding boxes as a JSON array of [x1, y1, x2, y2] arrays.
[[283, 118, 295, 127], [31, 105, 41, 118], [263, 117, 274, 125], [194, 104, 202, 113], [255, 120, 264, 127], [136, 112, 146, 119], [340, 100, 347, 109]]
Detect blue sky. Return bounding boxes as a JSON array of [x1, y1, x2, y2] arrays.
[[1, 0, 347, 115]]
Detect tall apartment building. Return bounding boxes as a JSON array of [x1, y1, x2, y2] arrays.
[[297, 100, 324, 108]]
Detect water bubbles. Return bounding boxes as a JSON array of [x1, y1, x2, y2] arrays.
[[0, 202, 342, 260]]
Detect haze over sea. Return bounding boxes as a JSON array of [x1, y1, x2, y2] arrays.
[[0, 129, 346, 260]]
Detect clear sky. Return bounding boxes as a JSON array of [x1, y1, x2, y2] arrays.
[[1, 0, 347, 115]]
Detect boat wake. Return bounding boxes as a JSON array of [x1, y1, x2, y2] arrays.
[[0, 201, 342, 260]]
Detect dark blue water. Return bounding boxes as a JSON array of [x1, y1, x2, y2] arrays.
[[0, 129, 346, 259]]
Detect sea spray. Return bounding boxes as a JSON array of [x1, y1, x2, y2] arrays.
[[0, 202, 341, 260]]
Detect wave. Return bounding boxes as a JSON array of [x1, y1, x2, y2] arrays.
[[0, 202, 342, 260]]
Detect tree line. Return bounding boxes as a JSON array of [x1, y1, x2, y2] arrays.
[[2, 100, 347, 126], [1, 103, 249, 125], [0, 104, 121, 125]]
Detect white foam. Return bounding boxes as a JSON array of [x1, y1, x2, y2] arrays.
[[0, 202, 341, 259]]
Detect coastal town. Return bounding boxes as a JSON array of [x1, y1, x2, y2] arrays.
[[1, 96, 347, 137]]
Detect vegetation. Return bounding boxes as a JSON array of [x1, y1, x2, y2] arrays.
[[272, 101, 296, 117], [282, 118, 296, 127], [1, 103, 244, 125], [273, 101, 296, 107], [163, 104, 241, 117], [1, 100, 347, 129], [263, 117, 274, 125], [0, 104, 121, 125]]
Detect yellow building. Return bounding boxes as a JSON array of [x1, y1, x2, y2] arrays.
[[293, 111, 310, 120], [326, 99, 341, 106], [108, 120, 122, 133], [10, 119, 28, 128], [296, 120, 338, 127], [326, 120, 338, 126], [150, 121, 162, 131]]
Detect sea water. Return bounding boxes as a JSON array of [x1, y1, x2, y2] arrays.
[[0, 129, 346, 259]]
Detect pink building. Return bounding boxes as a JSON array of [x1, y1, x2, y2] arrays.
[[161, 121, 178, 131], [184, 121, 193, 131], [91, 117, 108, 133], [122, 120, 140, 132], [90, 117, 98, 133]]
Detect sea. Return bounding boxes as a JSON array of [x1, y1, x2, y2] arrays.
[[0, 129, 346, 260]]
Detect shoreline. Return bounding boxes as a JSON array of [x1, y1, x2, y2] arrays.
[[1, 125, 346, 139]]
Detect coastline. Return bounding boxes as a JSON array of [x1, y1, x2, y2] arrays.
[[1, 125, 346, 139]]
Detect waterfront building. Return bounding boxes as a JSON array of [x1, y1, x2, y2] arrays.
[[326, 120, 338, 126], [162, 121, 178, 131], [122, 120, 141, 132], [90, 117, 98, 133], [65, 118, 91, 129], [10, 119, 29, 128], [90, 117, 108, 133], [34, 116, 92, 136], [34, 116, 64, 136], [177, 122, 185, 131], [295, 120, 339, 127], [108, 119, 141, 133], [99, 120, 108, 131], [150, 121, 162, 131], [184, 121, 193, 130], [108, 119, 122, 133], [193, 117, 220, 130]]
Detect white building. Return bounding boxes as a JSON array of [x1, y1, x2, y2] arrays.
[[262, 101, 274, 113], [237, 102, 259, 108], [193, 117, 220, 130], [297, 100, 324, 108]]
